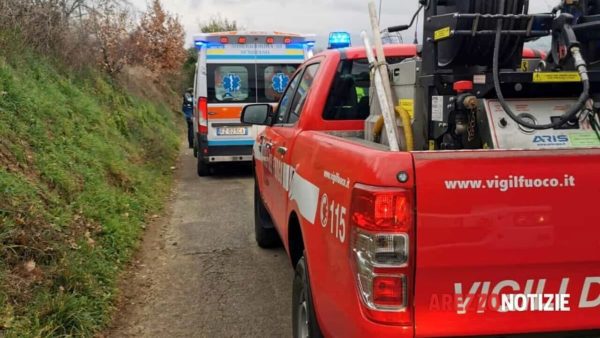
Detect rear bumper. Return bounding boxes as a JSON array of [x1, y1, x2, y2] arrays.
[[197, 134, 253, 163]]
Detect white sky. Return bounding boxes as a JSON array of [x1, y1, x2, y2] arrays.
[[130, 0, 559, 49]]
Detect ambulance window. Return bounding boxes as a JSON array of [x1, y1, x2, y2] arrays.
[[257, 64, 299, 103], [287, 63, 320, 124], [207, 64, 257, 103]]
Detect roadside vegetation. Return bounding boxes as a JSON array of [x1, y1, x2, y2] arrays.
[[0, 0, 187, 336]]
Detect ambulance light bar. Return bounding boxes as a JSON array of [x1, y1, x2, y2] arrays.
[[194, 39, 316, 50]]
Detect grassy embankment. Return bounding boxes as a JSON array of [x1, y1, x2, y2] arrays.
[[0, 42, 179, 336]]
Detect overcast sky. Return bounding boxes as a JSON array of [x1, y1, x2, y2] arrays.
[[129, 0, 559, 49]]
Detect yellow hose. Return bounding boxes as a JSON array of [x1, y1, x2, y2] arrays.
[[373, 102, 414, 151], [373, 114, 385, 139], [396, 103, 414, 151]]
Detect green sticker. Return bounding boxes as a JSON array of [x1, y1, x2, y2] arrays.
[[570, 133, 600, 147]]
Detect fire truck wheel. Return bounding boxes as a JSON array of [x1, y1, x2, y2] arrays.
[[293, 255, 323, 338], [254, 183, 280, 248]]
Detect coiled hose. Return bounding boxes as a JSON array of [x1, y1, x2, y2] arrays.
[[373, 102, 414, 151], [493, 0, 590, 130], [455, 0, 527, 67]]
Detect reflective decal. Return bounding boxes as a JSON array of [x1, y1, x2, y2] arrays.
[[223, 73, 241, 96], [272, 72, 289, 93], [289, 171, 320, 225]]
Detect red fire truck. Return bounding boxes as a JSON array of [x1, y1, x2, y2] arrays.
[[242, 1, 600, 337]]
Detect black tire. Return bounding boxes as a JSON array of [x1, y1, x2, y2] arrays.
[[254, 182, 280, 248], [197, 154, 211, 177], [292, 255, 323, 338]]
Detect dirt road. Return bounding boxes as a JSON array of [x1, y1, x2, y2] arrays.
[[107, 148, 293, 337]]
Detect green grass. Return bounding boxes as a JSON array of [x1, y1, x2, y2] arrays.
[[0, 45, 179, 337]]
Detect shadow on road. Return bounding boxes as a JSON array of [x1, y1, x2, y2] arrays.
[[208, 162, 254, 179], [210, 163, 252, 179]]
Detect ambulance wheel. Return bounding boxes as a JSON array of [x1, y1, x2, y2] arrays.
[[293, 255, 323, 338], [197, 156, 211, 177], [254, 183, 280, 248]]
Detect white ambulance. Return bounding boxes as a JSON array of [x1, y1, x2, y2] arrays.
[[192, 31, 315, 176]]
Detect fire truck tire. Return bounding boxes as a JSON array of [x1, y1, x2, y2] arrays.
[[197, 155, 211, 177], [293, 255, 323, 338], [254, 183, 280, 248]]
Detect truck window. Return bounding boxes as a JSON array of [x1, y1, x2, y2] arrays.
[[287, 63, 320, 124], [323, 57, 404, 121], [323, 59, 371, 121], [275, 70, 304, 124], [207, 64, 257, 103], [257, 64, 299, 103]]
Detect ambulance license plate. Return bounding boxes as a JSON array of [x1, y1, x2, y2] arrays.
[[217, 127, 248, 136]]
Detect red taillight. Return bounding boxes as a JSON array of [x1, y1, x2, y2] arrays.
[[220, 36, 229, 44], [373, 276, 405, 306], [238, 37, 247, 44], [266, 37, 275, 44], [197, 97, 208, 134], [351, 186, 412, 232], [351, 184, 414, 326], [284, 37, 292, 44]]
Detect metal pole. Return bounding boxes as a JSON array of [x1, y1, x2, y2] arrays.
[[378, 0, 383, 24], [362, 32, 400, 152]]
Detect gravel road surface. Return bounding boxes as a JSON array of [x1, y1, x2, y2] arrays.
[[107, 148, 293, 337]]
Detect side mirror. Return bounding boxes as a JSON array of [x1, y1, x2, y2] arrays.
[[241, 104, 273, 125]]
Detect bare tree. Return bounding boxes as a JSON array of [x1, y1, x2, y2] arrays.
[[199, 14, 243, 33], [134, 0, 186, 74], [90, 2, 134, 75], [0, 0, 186, 77]]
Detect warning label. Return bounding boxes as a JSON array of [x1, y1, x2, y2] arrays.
[[570, 133, 600, 147], [532, 72, 581, 83]]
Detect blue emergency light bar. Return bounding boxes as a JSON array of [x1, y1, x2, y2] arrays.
[[328, 32, 351, 49], [194, 40, 208, 49]]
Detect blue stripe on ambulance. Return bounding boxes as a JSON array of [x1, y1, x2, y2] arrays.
[[208, 140, 255, 146]]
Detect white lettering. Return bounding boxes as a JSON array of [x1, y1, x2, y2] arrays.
[[454, 282, 481, 315], [477, 282, 491, 313], [580, 277, 600, 308], [492, 280, 520, 312], [501, 294, 570, 312], [524, 278, 546, 295]]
